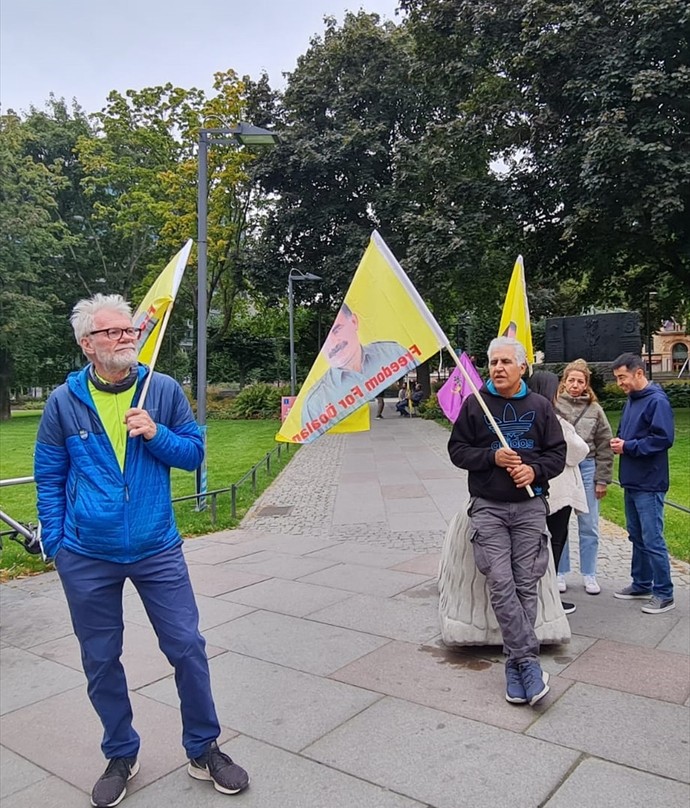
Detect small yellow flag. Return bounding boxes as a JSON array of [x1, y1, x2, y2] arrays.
[[134, 240, 193, 365], [498, 255, 534, 365]]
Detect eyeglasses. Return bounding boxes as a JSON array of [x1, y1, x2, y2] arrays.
[[88, 327, 142, 341]]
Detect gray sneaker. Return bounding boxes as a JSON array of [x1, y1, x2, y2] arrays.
[[613, 585, 652, 600], [641, 596, 676, 614]]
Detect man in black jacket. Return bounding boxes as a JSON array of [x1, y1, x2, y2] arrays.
[[448, 337, 566, 706]]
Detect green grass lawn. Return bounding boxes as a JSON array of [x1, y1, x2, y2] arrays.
[[600, 408, 689, 563], [0, 412, 297, 579]]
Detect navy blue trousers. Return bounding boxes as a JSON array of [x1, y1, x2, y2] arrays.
[[55, 544, 220, 760]]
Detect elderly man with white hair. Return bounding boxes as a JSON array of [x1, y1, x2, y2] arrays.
[[448, 337, 566, 706]]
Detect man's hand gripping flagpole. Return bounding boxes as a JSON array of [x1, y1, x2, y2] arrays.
[[445, 345, 535, 499]]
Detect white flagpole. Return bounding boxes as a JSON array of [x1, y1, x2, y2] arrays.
[[374, 232, 534, 496], [137, 305, 174, 409]]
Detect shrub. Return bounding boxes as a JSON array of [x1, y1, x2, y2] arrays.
[[227, 383, 288, 420], [419, 392, 444, 421], [599, 382, 627, 410], [662, 383, 690, 408]]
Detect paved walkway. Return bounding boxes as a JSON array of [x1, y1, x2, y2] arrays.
[[2, 408, 689, 807]]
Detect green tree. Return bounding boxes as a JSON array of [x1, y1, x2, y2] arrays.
[[251, 13, 429, 310], [402, 0, 690, 312], [0, 113, 71, 419]]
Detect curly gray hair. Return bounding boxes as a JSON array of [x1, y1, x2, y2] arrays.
[[70, 294, 132, 342]]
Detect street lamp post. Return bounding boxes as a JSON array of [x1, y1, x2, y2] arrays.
[[646, 290, 658, 380], [288, 269, 322, 396], [196, 122, 279, 503]]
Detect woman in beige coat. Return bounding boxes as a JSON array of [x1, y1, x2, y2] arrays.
[[555, 359, 614, 596], [528, 371, 589, 614]]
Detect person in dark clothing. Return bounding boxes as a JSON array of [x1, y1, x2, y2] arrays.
[[610, 353, 675, 614], [448, 337, 566, 706], [396, 383, 424, 416]]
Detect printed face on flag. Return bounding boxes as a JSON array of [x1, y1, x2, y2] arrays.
[[276, 232, 448, 444], [322, 306, 362, 370]]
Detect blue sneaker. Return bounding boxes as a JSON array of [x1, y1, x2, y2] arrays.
[[519, 660, 550, 706], [505, 659, 527, 704]]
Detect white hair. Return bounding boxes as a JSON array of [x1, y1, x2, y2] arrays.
[[487, 337, 527, 366], [70, 293, 132, 342]]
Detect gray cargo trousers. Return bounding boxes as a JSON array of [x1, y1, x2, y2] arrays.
[[469, 496, 550, 662]]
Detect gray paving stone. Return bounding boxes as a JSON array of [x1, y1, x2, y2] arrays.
[[0, 685, 235, 793], [564, 594, 684, 647], [544, 757, 690, 807], [387, 510, 448, 532], [139, 650, 382, 752], [0, 746, 50, 799], [0, 645, 83, 715], [223, 550, 339, 580], [204, 609, 389, 675], [559, 638, 690, 703], [306, 541, 420, 569], [124, 734, 424, 808], [218, 578, 352, 617], [332, 483, 386, 525], [308, 594, 440, 644], [182, 540, 267, 564], [330, 640, 572, 732], [0, 594, 74, 649], [527, 682, 690, 781], [381, 484, 427, 499], [383, 496, 443, 514], [656, 616, 690, 655], [304, 696, 580, 808], [186, 563, 269, 596], [0, 775, 87, 807], [298, 562, 431, 597], [1, 571, 64, 600], [0, 586, 31, 607], [538, 633, 598, 675], [392, 553, 441, 577]]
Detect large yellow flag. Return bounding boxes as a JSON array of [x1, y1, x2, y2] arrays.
[[134, 240, 193, 365], [277, 231, 449, 444], [498, 255, 534, 365]]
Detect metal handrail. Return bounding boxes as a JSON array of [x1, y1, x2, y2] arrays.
[[0, 442, 295, 537]]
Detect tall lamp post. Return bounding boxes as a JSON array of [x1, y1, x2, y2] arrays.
[[646, 289, 658, 380], [196, 122, 279, 503], [288, 269, 322, 396]]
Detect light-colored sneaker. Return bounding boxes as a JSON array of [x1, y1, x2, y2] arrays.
[[557, 574, 567, 593], [584, 575, 600, 595], [641, 596, 676, 614]]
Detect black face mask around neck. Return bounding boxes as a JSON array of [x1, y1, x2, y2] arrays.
[[88, 364, 139, 394]]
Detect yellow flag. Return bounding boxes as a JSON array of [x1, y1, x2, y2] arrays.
[[498, 255, 534, 365], [277, 231, 449, 444], [134, 240, 193, 365]]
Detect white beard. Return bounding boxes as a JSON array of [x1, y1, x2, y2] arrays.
[[94, 345, 137, 376]]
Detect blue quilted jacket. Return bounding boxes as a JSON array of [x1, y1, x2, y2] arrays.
[[34, 364, 204, 562]]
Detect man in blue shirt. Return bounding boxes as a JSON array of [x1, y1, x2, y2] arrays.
[[611, 353, 675, 614]]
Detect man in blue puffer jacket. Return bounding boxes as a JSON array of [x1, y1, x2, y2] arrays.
[[35, 294, 249, 807]]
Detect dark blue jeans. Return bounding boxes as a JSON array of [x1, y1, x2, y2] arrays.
[[624, 489, 674, 600], [55, 544, 220, 760]]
